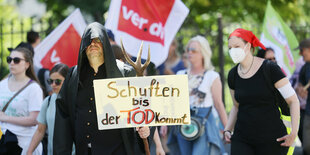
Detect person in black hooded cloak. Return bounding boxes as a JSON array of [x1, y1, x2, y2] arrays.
[[53, 22, 153, 155]]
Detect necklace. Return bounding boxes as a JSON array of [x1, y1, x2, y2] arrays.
[[240, 56, 254, 74]]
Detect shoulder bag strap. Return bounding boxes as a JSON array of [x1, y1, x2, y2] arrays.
[[205, 106, 212, 119], [2, 79, 34, 112], [202, 107, 213, 125]]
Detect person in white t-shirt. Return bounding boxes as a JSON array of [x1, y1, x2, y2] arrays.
[[162, 35, 228, 155], [0, 47, 43, 155]]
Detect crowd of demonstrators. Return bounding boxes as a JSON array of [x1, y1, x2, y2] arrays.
[[157, 39, 186, 75], [1, 21, 308, 155], [161, 35, 227, 155], [295, 38, 310, 155], [224, 28, 300, 155], [27, 64, 72, 155], [0, 25, 164, 155], [0, 47, 43, 155]]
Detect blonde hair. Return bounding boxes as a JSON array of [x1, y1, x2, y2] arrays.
[[186, 35, 214, 70]]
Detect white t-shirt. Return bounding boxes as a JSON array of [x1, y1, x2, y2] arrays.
[[177, 69, 219, 108], [0, 77, 43, 154]]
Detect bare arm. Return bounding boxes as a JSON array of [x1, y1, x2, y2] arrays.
[[27, 123, 47, 155], [0, 111, 39, 126], [211, 77, 228, 127], [275, 78, 300, 146], [223, 89, 239, 143], [153, 128, 165, 155]]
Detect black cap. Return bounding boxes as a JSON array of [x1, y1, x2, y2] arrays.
[[295, 38, 310, 51]]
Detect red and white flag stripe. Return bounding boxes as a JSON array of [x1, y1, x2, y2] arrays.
[[105, 0, 189, 67]]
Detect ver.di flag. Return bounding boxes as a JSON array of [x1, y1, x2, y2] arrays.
[[33, 9, 87, 70], [105, 0, 189, 67], [260, 1, 299, 78]]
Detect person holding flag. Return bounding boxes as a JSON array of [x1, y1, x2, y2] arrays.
[[224, 28, 300, 154], [53, 22, 152, 155]]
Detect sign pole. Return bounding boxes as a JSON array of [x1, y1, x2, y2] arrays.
[[121, 40, 151, 155]]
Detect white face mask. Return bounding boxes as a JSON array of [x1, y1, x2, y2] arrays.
[[229, 44, 248, 63]]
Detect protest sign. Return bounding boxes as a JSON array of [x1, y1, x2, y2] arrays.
[[93, 75, 190, 130]]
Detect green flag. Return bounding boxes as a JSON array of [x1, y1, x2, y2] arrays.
[[260, 1, 299, 77]]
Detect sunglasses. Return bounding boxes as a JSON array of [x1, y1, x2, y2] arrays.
[[187, 47, 198, 53], [267, 58, 276, 61], [92, 38, 101, 43], [47, 79, 62, 86], [7, 56, 25, 64]]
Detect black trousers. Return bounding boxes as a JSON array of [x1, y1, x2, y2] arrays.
[[299, 109, 305, 143], [87, 144, 126, 155], [0, 130, 22, 155], [231, 138, 289, 155], [88, 148, 92, 155], [0, 141, 22, 155]]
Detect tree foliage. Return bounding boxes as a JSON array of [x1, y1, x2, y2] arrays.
[[0, 0, 26, 79], [37, 0, 111, 23], [176, 0, 309, 66]]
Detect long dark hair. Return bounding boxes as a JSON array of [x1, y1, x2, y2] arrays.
[[50, 63, 69, 78], [11, 47, 39, 83]]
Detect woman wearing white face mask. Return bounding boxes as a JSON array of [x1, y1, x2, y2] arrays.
[[224, 28, 300, 155]]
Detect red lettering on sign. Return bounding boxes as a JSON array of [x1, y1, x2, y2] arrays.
[[132, 110, 145, 124]]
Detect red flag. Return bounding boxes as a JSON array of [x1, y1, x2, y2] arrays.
[[34, 9, 86, 70], [105, 0, 189, 66], [117, 0, 175, 46]]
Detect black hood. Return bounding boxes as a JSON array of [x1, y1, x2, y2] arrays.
[[77, 22, 123, 78]]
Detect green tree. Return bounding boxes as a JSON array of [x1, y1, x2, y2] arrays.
[[37, 0, 111, 23], [0, 0, 25, 79]]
